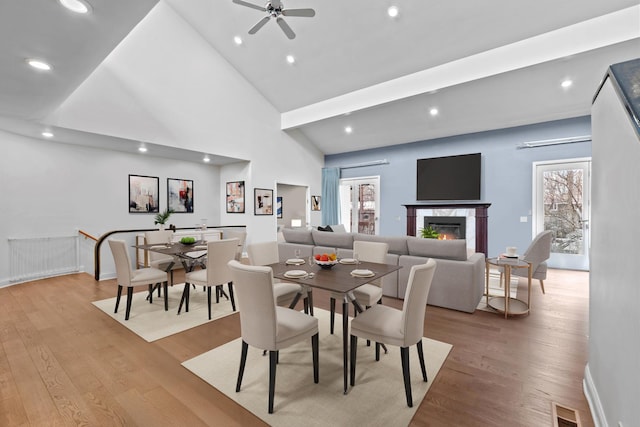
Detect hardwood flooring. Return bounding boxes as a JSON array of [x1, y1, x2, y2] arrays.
[[0, 268, 592, 426]]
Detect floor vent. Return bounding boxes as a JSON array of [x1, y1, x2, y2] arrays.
[[552, 402, 581, 427]]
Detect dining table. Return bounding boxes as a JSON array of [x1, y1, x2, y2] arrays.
[[134, 240, 223, 313], [269, 258, 401, 395]]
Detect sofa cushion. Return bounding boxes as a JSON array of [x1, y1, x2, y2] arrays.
[[329, 224, 347, 233], [311, 229, 353, 249], [354, 234, 409, 255], [406, 237, 467, 261], [282, 228, 314, 245]]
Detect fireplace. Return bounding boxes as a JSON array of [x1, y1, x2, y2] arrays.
[[404, 202, 491, 255], [424, 216, 466, 240]]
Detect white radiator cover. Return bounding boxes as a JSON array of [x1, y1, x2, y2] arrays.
[[8, 236, 80, 283]]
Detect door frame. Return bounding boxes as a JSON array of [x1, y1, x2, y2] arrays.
[[532, 157, 591, 270], [339, 175, 380, 235]]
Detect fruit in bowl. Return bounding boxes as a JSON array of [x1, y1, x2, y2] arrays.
[[314, 253, 338, 269]]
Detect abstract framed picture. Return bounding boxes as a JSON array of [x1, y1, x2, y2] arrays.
[[129, 174, 159, 213], [226, 181, 245, 213], [167, 178, 194, 213], [311, 195, 321, 211], [277, 196, 283, 218], [254, 188, 273, 215]]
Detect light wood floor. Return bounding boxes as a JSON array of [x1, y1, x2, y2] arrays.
[[0, 268, 592, 426]]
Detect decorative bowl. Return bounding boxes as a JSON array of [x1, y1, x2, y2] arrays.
[[180, 237, 197, 245], [315, 259, 338, 269]]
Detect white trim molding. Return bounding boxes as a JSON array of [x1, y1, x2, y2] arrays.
[[583, 363, 607, 427]]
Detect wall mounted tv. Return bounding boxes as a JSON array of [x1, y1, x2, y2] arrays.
[[416, 153, 481, 201]]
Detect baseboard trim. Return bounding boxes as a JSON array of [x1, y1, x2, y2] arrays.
[[583, 363, 607, 427]]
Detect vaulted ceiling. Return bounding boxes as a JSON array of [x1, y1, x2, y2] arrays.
[[1, 0, 638, 158]]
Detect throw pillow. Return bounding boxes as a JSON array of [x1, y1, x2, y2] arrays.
[[317, 225, 333, 232]]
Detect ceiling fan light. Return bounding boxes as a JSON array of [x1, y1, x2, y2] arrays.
[[59, 0, 90, 14]]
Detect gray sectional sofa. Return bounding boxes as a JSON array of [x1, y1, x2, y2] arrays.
[[278, 228, 485, 313]]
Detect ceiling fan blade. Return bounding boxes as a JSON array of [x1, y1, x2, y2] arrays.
[[249, 16, 271, 34], [232, 0, 266, 12], [282, 8, 315, 17], [276, 17, 296, 39]]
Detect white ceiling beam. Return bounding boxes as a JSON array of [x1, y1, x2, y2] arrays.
[[281, 5, 640, 130]]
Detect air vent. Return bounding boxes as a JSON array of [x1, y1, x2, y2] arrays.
[[552, 402, 581, 427]]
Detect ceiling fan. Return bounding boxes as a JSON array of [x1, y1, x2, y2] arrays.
[[232, 0, 315, 40]]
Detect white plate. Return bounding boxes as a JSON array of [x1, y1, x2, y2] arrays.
[[339, 258, 358, 265], [286, 258, 305, 265], [284, 270, 307, 278], [351, 269, 374, 278]]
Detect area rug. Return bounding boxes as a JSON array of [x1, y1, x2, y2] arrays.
[[182, 308, 452, 426], [477, 271, 519, 312], [92, 284, 236, 342]]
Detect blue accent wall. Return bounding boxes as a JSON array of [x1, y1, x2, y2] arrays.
[[325, 116, 592, 259]]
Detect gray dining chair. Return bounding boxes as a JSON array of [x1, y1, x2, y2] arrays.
[[182, 238, 238, 318], [228, 260, 319, 414], [330, 240, 389, 334], [144, 230, 179, 287], [350, 258, 437, 407], [247, 241, 310, 313], [108, 239, 169, 320]]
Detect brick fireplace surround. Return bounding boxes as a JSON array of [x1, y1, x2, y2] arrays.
[[404, 203, 491, 255]]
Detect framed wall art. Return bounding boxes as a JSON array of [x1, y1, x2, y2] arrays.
[[311, 195, 321, 211], [226, 181, 245, 213], [254, 188, 273, 215], [277, 196, 283, 218], [129, 174, 159, 213], [167, 178, 194, 213]]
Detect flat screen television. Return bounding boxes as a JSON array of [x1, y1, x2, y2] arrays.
[[416, 153, 481, 201]]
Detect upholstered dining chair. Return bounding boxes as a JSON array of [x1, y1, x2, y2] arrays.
[[223, 229, 247, 261], [350, 258, 437, 407], [108, 239, 169, 320], [330, 240, 389, 334], [501, 230, 552, 294], [144, 230, 179, 287], [228, 260, 319, 414], [182, 238, 238, 319], [247, 241, 310, 313]]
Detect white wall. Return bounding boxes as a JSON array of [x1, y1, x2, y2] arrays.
[[0, 130, 222, 284], [587, 77, 640, 426], [44, 2, 324, 251]]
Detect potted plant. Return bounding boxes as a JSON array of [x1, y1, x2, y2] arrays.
[[420, 225, 440, 239], [154, 208, 174, 230]]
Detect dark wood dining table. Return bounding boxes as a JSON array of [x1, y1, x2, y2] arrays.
[[269, 259, 401, 394]]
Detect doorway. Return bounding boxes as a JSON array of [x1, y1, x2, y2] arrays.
[[339, 176, 380, 235], [533, 158, 591, 270]]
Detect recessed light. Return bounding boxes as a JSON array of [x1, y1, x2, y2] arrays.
[[387, 6, 399, 18], [203, 156, 211, 163], [429, 108, 439, 116], [42, 131, 54, 138], [27, 59, 51, 71], [286, 55, 296, 64], [345, 126, 353, 134], [59, 0, 90, 14], [138, 146, 147, 153], [561, 79, 573, 88], [234, 36, 243, 45]]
